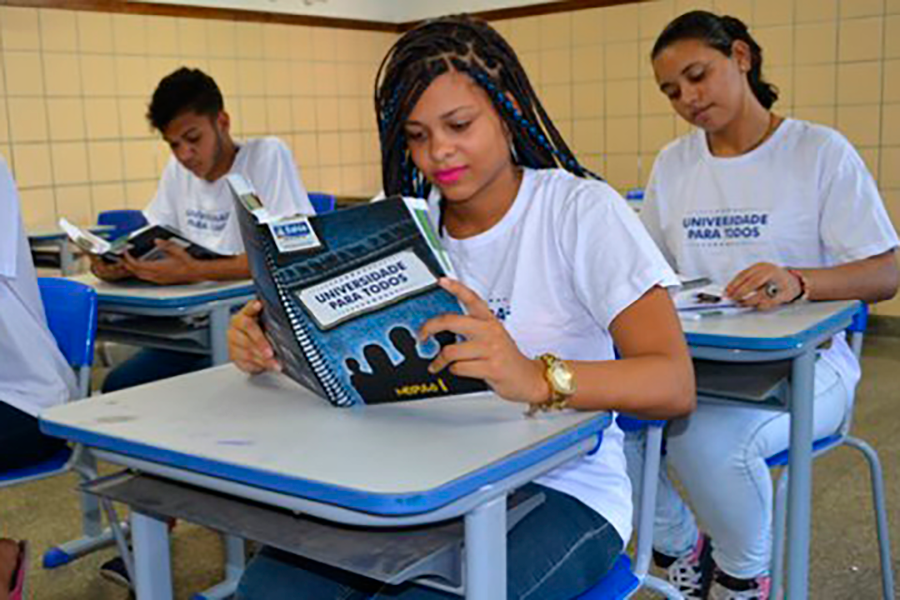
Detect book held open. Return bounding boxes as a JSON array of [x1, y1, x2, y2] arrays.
[[58, 217, 223, 264], [227, 174, 486, 407]]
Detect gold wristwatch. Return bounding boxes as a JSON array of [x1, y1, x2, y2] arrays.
[[526, 353, 576, 417]]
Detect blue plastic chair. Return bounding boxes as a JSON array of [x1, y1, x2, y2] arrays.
[[0, 278, 97, 485], [767, 304, 894, 598], [625, 189, 645, 201], [578, 416, 683, 599], [37, 278, 97, 398], [0, 278, 124, 569], [624, 189, 644, 213], [97, 209, 148, 241], [308, 192, 336, 215]]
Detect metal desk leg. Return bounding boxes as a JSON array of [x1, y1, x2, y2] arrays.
[[786, 350, 816, 599], [224, 534, 246, 582], [465, 493, 507, 600], [192, 535, 245, 600], [132, 511, 173, 600], [59, 239, 75, 276], [43, 450, 123, 569], [209, 305, 232, 366]]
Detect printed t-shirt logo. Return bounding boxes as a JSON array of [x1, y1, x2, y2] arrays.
[[186, 209, 229, 233], [683, 209, 770, 246]]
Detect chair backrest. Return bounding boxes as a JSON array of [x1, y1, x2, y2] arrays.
[[624, 188, 644, 201], [308, 192, 336, 215], [834, 301, 869, 439], [616, 415, 665, 432], [624, 189, 644, 213], [38, 278, 98, 399], [97, 209, 148, 241]]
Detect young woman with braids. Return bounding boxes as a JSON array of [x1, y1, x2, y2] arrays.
[[228, 14, 695, 600], [627, 11, 898, 600]]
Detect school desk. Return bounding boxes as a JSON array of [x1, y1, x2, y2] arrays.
[[40, 365, 610, 599], [682, 299, 859, 600], [69, 273, 254, 365]]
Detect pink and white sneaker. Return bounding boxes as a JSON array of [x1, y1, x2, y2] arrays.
[[710, 570, 772, 600], [654, 533, 716, 600]]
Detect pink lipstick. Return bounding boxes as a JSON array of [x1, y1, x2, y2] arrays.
[[434, 166, 467, 185]]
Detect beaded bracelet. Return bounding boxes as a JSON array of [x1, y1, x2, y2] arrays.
[[786, 269, 810, 302]]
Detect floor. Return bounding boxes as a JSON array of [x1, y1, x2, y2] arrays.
[[3, 337, 899, 599]]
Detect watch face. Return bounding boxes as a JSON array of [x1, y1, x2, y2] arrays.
[[550, 361, 576, 395]]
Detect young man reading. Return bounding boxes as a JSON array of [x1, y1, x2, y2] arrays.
[[94, 68, 313, 393]]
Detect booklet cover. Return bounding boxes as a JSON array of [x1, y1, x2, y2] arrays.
[[674, 282, 750, 320], [59, 218, 224, 263], [674, 283, 736, 311], [227, 174, 487, 407]]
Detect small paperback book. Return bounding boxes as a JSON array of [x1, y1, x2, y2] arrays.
[[227, 174, 487, 407], [59, 218, 223, 263], [674, 281, 749, 319]]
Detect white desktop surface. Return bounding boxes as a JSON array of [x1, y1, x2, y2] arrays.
[[681, 300, 858, 350], [42, 365, 606, 512]]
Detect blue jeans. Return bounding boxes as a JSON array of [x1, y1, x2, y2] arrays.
[[236, 484, 623, 600], [102, 348, 212, 393]]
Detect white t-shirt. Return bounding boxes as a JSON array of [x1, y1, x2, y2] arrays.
[[429, 168, 680, 544], [145, 137, 312, 256], [641, 118, 899, 389], [0, 160, 77, 417]]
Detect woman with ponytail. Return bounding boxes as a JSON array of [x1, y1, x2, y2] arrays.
[[229, 14, 696, 600], [630, 10, 899, 600]]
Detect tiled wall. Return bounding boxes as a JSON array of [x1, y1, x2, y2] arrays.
[[0, 7, 393, 229], [492, 0, 900, 315], [3, 1, 900, 315]]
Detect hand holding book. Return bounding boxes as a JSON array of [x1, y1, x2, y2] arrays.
[[420, 278, 549, 406], [59, 217, 223, 265], [88, 254, 132, 282], [227, 298, 488, 401], [229, 300, 281, 374], [88, 238, 212, 285], [118, 239, 202, 285]]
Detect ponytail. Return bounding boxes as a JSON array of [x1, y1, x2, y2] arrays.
[[651, 11, 778, 109]]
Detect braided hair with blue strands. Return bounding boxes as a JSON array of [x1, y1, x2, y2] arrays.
[[374, 14, 603, 200]]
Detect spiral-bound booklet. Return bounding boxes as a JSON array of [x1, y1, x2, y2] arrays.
[[227, 174, 486, 407]]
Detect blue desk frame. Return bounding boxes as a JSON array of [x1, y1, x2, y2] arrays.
[[682, 300, 859, 600], [69, 274, 254, 365]]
